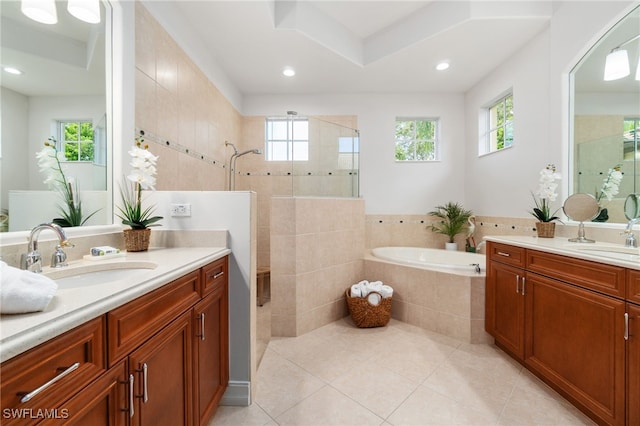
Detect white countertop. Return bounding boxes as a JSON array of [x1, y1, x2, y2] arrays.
[[0, 247, 230, 363], [485, 235, 640, 270]]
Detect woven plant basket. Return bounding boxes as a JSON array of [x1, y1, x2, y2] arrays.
[[345, 288, 392, 328], [536, 222, 556, 238], [123, 228, 151, 252]]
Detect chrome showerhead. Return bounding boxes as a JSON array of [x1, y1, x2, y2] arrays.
[[236, 148, 262, 157]]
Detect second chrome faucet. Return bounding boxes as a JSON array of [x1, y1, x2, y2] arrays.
[[20, 223, 74, 273]]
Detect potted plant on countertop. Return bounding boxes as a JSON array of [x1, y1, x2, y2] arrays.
[[116, 136, 163, 251], [428, 202, 473, 250], [530, 164, 561, 238]]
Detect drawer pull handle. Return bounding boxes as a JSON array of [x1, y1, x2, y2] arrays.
[[197, 313, 206, 341], [20, 362, 80, 403], [129, 374, 135, 418], [213, 271, 225, 279], [142, 363, 149, 403], [625, 313, 629, 341], [497, 251, 511, 257]]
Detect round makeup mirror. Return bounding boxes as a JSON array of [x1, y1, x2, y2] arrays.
[[563, 193, 600, 243], [624, 194, 640, 221]]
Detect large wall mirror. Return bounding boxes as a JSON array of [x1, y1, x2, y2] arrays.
[[571, 4, 640, 224], [0, 0, 112, 232]]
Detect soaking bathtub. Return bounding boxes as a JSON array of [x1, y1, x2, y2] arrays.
[[371, 246, 485, 273], [364, 246, 490, 343]]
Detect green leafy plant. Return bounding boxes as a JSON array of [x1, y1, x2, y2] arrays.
[[36, 138, 100, 227], [428, 202, 473, 243], [116, 137, 163, 229]]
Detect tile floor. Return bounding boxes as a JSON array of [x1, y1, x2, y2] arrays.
[[211, 316, 596, 426]]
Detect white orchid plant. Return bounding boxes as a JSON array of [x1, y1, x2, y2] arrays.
[[36, 137, 99, 227], [116, 136, 163, 229], [596, 164, 623, 203], [530, 164, 562, 223]]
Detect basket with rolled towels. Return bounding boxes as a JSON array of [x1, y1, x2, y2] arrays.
[[345, 280, 393, 328]]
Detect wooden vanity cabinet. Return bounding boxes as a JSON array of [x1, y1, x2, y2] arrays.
[[627, 302, 640, 426], [0, 255, 230, 426], [486, 242, 629, 425], [0, 317, 106, 426]]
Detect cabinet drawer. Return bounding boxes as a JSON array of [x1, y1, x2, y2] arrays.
[[487, 242, 526, 268], [527, 250, 625, 298], [201, 256, 228, 297], [627, 269, 640, 304], [108, 270, 201, 366], [0, 317, 106, 425]]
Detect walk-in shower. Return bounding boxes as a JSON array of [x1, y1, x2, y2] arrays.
[[226, 141, 262, 190]]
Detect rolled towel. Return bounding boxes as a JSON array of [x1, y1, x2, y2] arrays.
[[350, 280, 369, 297], [379, 285, 394, 299], [0, 261, 58, 314]]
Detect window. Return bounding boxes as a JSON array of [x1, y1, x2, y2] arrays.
[[483, 93, 513, 154], [338, 135, 359, 169], [395, 118, 439, 161], [59, 121, 95, 162], [265, 117, 309, 161]]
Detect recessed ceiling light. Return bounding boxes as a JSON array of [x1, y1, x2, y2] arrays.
[[283, 67, 296, 77], [3, 67, 23, 75], [436, 62, 450, 71]]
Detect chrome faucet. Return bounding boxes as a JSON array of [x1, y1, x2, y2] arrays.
[[623, 218, 640, 248], [20, 223, 74, 273]]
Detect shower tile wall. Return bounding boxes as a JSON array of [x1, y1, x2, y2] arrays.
[[271, 197, 365, 336], [135, 3, 241, 191]]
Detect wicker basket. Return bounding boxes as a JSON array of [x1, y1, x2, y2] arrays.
[[345, 288, 392, 328], [123, 228, 151, 252], [536, 222, 556, 238]]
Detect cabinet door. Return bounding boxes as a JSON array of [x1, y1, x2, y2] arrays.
[[193, 279, 229, 425], [39, 361, 128, 426], [628, 303, 640, 426], [524, 272, 625, 426], [129, 311, 193, 426], [486, 260, 525, 359]]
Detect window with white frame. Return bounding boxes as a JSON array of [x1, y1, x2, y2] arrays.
[[624, 118, 640, 160], [482, 93, 513, 154], [395, 117, 439, 161], [265, 117, 309, 161], [59, 120, 95, 162]]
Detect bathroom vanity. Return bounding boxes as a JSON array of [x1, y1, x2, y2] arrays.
[[0, 247, 229, 426], [485, 237, 639, 426]]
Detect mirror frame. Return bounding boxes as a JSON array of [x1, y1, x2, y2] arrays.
[[568, 3, 640, 225], [0, 0, 135, 245]]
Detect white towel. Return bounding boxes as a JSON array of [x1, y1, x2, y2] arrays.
[[350, 280, 393, 299], [0, 261, 58, 314], [350, 280, 368, 297]]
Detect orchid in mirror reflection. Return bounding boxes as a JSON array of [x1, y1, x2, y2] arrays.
[[116, 136, 163, 229], [593, 164, 623, 222], [530, 164, 562, 223], [36, 137, 99, 227]]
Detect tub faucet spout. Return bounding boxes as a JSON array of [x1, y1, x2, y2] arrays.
[[20, 223, 73, 273]]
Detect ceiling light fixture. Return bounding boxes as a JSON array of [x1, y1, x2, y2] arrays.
[[3, 67, 23, 75], [21, 0, 57, 25], [67, 0, 101, 24], [436, 62, 450, 71], [282, 67, 296, 77], [603, 34, 640, 81]]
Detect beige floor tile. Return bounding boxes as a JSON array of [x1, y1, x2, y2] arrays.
[[217, 319, 597, 426], [275, 386, 384, 426], [254, 349, 326, 418], [331, 367, 418, 418]]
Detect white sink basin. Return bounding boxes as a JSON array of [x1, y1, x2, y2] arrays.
[[44, 261, 158, 289]]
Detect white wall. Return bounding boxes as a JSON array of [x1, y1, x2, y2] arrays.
[[243, 93, 466, 214], [1, 87, 29, 210]]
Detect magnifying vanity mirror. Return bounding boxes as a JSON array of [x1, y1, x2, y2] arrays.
[[0, 0, 112, 232], [563, 193, 601, 243], [625, 193, 640, 221], [570, 5, 640, 224]]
